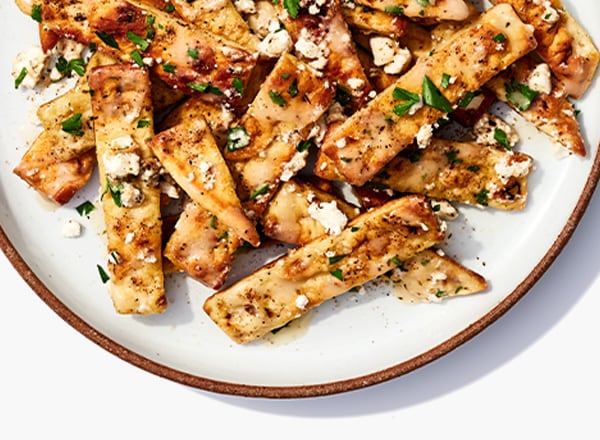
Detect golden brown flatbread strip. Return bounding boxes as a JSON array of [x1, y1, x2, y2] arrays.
[[204, 194, 445, 343], [89, 64, 166, 315], [373, 138, 534, 211], [148, 117, 260, 246], [320, 4, 537, 186], [13, 130, 95, 205], [490, 0, 600, 99], [164, 200, 243, 289]]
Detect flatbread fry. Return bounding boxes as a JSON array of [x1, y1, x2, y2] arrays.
[[204, 195, 445, 343], [89, 64, 166, 315]]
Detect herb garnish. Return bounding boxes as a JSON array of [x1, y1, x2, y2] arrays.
[[95, 31, 120, 49], [14, 67, 27, 89], [494, 128, 511, 149], [283, 0, 300, 18], [188, 82, 223, 95], [31, 4, 43, 22], [76, 201, 96, 216], [505, 81, 539, 111], [422, 75, 453, 113], [97, 265, 110, 284], [249, 184, 270, 200], [62, 113, 85, 137], [269, 90, 287, 106]]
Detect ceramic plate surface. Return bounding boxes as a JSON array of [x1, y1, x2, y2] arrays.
[[1, 1, 599, 397]]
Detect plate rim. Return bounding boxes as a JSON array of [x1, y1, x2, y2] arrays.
[[2, 143, 598, 398]]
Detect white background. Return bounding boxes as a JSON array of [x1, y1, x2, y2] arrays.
[[2, 175, 599, 439]]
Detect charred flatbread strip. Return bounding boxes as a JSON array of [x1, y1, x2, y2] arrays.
[[320, 4, 537, 186], [148, 116, 260, 246], [41, 0, 257, 107], [89, 64, 166, 315], [373, 138, 534, 211], [204, 194, 445, 343], [486, 56, 585, 156], [490, 0, 600, 99]]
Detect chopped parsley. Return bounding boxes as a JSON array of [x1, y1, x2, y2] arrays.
[[127, 31, 150, 51], [441, 73, 451, 89], [493, 33, 507, 43], [164, 3, 175, 12], [218, 231, 229, 241], [55, 57, 86, 77], [505, 81, 539, 111], [162, 62, 176, 73], [296, 139, 313, 152], [76, 201, 95, 216], [445, 150, 463, 165], [187, 47, 199, 59], [62, 113, 85, 137], [31, 4, 43, 22], [137, 119, 151, 128], [129, 49, 145, 67], [269, 90, 287, 107], [232, 77, 244, 95], [104, 178, 124, 207], [146, 15, 156, 40], [494, 128, 511, 149], [422, 75, 453, 113], [283, 0, 300, 18], [188, 82, 223, 96], [384, 6, 404, 14], [288, 78, 299, 97], [392, 87, 421, 116], [95, 31, 120, 49], [457, 91, 476, 109], [210, 215, 217, 229], [330, 269, 344, 281], [14, 67, 27, 89], [249, 184, 270, 200], [97, 265, 110, 284], [328, 254, 347, 264], [474, 188, 489, 206], [467, 165, 481, 172]]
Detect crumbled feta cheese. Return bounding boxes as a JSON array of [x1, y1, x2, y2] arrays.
[[281, 150, 308, 182], [247, 1, 279, 38], [259, 27, 293, 58], [120, 183, 144, 207], [494, 154, 533, 184], [542, 1, 560, 24], [198, 161, 216, 189], [295, 294, 309, 309], [308, 200, 348, 235], [416, 124, 433, 149], [160, 180, 180, 199], [527, 63, 552, 95], [109, 135, 135, 150], [347, 77, 365, 91], [234, 0, 256, 14], [294, 28, 329, 70], [103, 151, 141, 179], [430, 199, 459, 221], [12, 46, 47, 89], [383, 47, 412, 75], [62, 220, 82, 238], [125, 232, 135, 244], [370, 36, 412, 75]]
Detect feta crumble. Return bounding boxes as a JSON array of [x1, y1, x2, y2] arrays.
[[308, 200, 348, 235], [62, 220, 82, 238]]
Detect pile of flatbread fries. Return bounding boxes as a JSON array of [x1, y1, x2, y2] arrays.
[[11, 0, 598, 343]]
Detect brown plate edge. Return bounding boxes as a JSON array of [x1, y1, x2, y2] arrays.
[[1, 142, 599, 399]]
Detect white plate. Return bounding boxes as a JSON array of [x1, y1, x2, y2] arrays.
[[1, 1, 598, 397]]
